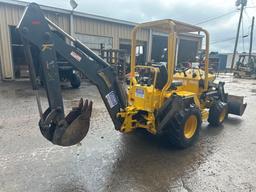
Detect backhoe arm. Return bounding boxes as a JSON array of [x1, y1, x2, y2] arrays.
[[17, 3, 126, 146]]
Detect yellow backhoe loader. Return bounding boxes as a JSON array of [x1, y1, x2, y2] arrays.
[[16, 3, 247, 148]]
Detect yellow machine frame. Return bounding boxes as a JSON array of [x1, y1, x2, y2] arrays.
[[118, 19, 211, 134]]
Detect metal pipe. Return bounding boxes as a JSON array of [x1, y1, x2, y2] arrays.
[[70, 10, 75, 39], [35, 91, 43, 118], [22, 39, 43, 118], [147, 29, 153, 62], [249, 16, 255, 62], [46, 17, 76, 42], [130, 27, 138, 79], [159, 31, 176, 105], [202, 29, 209, 91]]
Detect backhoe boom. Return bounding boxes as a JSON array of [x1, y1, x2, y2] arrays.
[[17, 3, 126, 146]]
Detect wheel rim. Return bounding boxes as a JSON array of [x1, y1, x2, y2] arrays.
[[219, 108, 227, 123], [184, 115, 197, 139]]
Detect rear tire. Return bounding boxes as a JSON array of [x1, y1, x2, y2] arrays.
[[208, 101, 228, 126], [163, 106, 202, 149], [70, 73, 81, 89]]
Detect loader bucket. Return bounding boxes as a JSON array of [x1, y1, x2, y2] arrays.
[[227, 95, 247, 116], [39, 99, 93, 146]]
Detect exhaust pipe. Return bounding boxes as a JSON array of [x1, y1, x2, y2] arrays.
[[227, 95, 247, 116]]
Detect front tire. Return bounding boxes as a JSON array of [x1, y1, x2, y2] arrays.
[[163, 106, 202, 149], [70, 73, 81, 89], [208, 101, 228, 126]]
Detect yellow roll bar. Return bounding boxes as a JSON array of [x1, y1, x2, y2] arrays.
[[130, 19, 210, 103], [201, 29, 210, 91]]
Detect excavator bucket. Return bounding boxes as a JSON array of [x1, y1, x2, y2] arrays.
[[39, 99, 93, 146], [227, 95, 247, 116]]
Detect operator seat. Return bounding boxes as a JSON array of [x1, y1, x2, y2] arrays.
[[155, 65, 168, 90]]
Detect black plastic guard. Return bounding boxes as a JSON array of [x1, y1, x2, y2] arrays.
[[227, 95, 247, 116]]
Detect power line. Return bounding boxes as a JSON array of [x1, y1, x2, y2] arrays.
[[194, 5, 255, 26], [245, 6, 256, 8], [211, 37, 237, 44], [211, 34, 249, 44], [195, 10, 237, 25]]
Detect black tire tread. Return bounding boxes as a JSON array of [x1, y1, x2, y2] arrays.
[[70, 73, 81, 89], [208, 101, 227, 126], [163, 106, 202, 149]]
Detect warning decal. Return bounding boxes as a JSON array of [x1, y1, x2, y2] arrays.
[[105, 91, 118, 108], [135, 88, 144, 98], [70, 51, 82, 62]]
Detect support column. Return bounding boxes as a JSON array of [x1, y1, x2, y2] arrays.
[[70, 11, 74, 45], [0, 25, 14, 79], [147, 29, 152, 62]]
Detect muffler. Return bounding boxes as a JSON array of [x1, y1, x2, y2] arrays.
[[39, 99, 93, 146], [227, 95, 247, 116]]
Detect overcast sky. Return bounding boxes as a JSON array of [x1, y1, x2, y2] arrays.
[[23, 0, 256, 53]]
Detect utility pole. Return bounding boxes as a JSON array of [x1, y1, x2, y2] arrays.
[[249, 16, 255, 61], [231, 0, 247, 70]]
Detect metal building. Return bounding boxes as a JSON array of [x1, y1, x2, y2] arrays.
[[0, 0, 202, 80]]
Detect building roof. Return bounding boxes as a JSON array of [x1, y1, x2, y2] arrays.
[[0, 0, 204, 40], [0, 0, 137, 26]]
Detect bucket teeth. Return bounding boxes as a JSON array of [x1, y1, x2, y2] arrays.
[[39, 98, 93, 146], [65, 98, 84, 124]]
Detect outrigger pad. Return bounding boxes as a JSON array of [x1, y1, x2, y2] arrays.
[[227, 95, 247, 116], [39, 99, 93, 146]]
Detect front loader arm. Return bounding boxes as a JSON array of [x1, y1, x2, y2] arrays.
[[17, 3, 126, 146]]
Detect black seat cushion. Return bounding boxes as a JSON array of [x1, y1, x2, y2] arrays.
[[155, 65, 168, 90]]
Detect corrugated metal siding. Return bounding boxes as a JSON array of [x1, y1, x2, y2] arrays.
[[44, 11, 70, 33], [0, 3, 23, 79], [0, 3, 71, 79], [0, 3, 149, 79], [74, 16, 149, 49]]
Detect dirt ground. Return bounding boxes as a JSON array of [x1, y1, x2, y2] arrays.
[[0, 75, 256, 192]]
